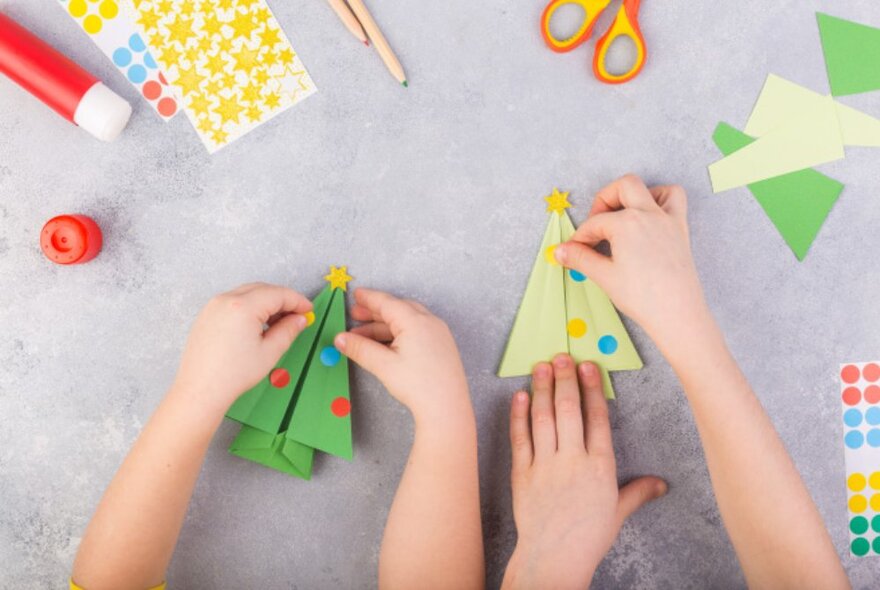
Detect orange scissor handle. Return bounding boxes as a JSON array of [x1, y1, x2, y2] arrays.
[[541, 0, 612, 53], [592, 0, 647, 84]]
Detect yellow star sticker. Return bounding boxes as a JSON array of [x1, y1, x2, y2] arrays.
[[205, 79, 222, 95], [240, 81, 263, 103], [253, 68, 270, 85], [197, 35, 213, 53], [233, 44, 261, 73], [216, 36, 234, 53], [138, 9, 161, 31], [188, 92, 213, 117], [150, 31, 166, 51], [229, 12, 259, 39], [202, 15, 225, 38], [260, 26, 281, 48], [166, 15, 194, 46], [156, 0, 174, 14], [178, 0, 198, 17], [278, 48, 295, 65], [160, 44, 182, 67], [173, 65, 204, 96], [262, 91, 281, 109], [544, 188, 572, 214], [184, 46, 202, 66], [197, 116, 215, 133], [217, 0, 235, 9], [324, 266, 353, 291], [245, 104, 263, 122], [261, 49, 279, 68], [214, 94, 245, 124], [221, 72, 237, 89], [204, 52, 228, 77], [211, 127, 229, 145]]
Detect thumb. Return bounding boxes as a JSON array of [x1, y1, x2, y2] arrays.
[[334, 332, 395, 379], [555, 242, 612, 285], [617, 476, 668, 524], [263, 313, 308, 357]]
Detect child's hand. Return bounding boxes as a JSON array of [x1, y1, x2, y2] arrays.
[[502, 355, 666, 590], [554, 175, 710, 354], [173, 283, 313, 418], [334, 288, 470, 424]]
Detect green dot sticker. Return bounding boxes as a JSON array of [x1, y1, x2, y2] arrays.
[[850, 516, 869, 534], [874, 537, 880, 555], [873, 514, 880, 533], [852, 537, 870, 556]]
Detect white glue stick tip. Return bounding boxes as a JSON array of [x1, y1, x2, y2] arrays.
[[73, 82, 132, 142]]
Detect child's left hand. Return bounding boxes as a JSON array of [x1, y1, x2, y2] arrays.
[[172, 282, 313, 419], [502, 354, 667, 589]]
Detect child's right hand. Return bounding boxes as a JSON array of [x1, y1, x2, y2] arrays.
[[553, 175, 711, 356], [334, 288, 471, 424]]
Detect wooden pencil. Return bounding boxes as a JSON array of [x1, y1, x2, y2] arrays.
[[345, 0, 408, 86], [325, 0, 369, 45]]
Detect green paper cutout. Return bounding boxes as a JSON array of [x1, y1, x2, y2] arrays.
[[288, 288, 353, 460], [712, 122, 844, 261], [226, 286, 334, 434], [817, 13, 880, 97], [498, 203, 643, 399], [229, 425, 315, 480]]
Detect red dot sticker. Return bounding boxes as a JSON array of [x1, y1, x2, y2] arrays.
[[843, 387, 862, 406], [842, 365, 861, 384], [864, 364, 880, 382], [142, 80, 162, 100], [269, 368, 290, 388], [158, 97, 177, 117], [865, 385, 880, 404], [159, 72, 168, 85], [331, 397, 351, 417]]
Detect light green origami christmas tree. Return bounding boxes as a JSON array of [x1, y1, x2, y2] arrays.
[[225, 266, 354, 479], [498, 190, 642, 398]]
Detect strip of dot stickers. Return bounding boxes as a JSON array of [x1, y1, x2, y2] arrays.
[[840, 361, 880, 557], [126, 0, 317, 153], [59, 0, 179, 120]]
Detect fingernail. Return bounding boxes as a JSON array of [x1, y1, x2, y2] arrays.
[[554, 244, 567, 264], [535, 364, 550, 378], [656, 480, 669, 496], [580, 362, 596, 377], [335, 334, 347, 349], [295, 315, 308, 329], [553, 355, 570, 369], [515, 391, 529, 403]]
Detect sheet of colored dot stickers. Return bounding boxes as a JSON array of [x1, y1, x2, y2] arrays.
[[59, 0, 179, 119], [124, 0, 317, 153], [839, 361, 880, 557]]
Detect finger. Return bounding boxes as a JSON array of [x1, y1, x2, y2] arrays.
[[510, 391, 533, 475], [334, 332, 396, 378], [350, 322, 394, 343], [354, 288, 420, 332], [263, 314, 309, 357], [589, 174, 658, 216], [554, 242, 612, 286], [404, 299, 430, 314], [569, 211, 620, 246], [649, 185, 688, 220], [580, 363, 613, 455], [240, 285, 313, 322], [530, 363, 557, 459], [551, 355, 585, 453], [351, 303, 378, 323], [617, 477, 668, 524], [229, 281, 267, 295]]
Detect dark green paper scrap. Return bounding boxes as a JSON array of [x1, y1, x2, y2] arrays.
[[712, 122, 844, 261], [817, 13, 880, 96]]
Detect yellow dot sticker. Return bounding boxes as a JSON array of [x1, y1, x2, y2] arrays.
[[99, 0, 118, 19], [567, 319, 587, 338], [83, 14, 103, 34], [871, 494, 880, 511], [848, 473, 867, 492], [849, 494, 867, 513], [545, 245, 559, 266], [304, 311, 315, 327], [870, 471, 880, 490], [68, 0, 88, 17]]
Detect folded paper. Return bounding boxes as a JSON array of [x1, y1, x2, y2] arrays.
[[818, 13, 880, 97], [498, 189, 642, 398], [127, 0, 317, 152], [712, 122, 844, 261], [226, 267, 353, 479]]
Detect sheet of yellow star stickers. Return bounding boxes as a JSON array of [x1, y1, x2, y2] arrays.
[[125, 0, 317, 152]]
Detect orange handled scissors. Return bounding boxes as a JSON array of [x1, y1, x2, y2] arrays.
[[540, 0, 647, 84]]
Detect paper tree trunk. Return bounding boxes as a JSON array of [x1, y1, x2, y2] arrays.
[[498, 192, 642, 398], [226, 269, 353, 479]]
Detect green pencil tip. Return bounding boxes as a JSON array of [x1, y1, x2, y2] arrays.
[[402, 80, 408, 88]]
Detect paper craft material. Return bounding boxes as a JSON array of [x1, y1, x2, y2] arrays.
[[127, 0, 317, 153], [712, 123, 844, 261], [498, 189, 642, 398], [0, 12, 131, 141], [817, 13, 880, 97], [325, 0, 369, 45], [345, 0, 407, 86], [59, 0, 178, 119], [226, 267, 353, 479], [40, 214, 103, 265], [839, 361, 880, 557]]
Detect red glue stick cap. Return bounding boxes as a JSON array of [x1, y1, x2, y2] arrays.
[[40, 214, 103, 265]]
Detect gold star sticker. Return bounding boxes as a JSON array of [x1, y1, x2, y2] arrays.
[[173, 65, 204, 96], [214, 94, 245, 124], [156, 0, 174, 14], [245, 104, 263, 122], [544, 188, 572, 214], [204, 52, 228, 77], [217, 36, 234, 53], [160, 44, 182, 66], [324, 266, 353, 291], [260, 26, 281, 48], [232, 44, 261, 73], [278, 48, 295, 65], [197, 116, 215, 133], [138, 9, 162, 31], [150, 31, 166, 51], [253, 68, 270, 85], [188, 92, 213, 117], [240, 81, 263, 103], [202, 14, 225, 38], [229, 12, 259, 39], [211, 127, 229, 145], [166, 14, 194, 46], [205, 79, 222, 95], [262, 91, 281, 109]]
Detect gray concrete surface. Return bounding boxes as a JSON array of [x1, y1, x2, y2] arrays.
[[2, 0, 879, 587]]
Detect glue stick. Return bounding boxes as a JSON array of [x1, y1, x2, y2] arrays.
[[0, 12, 131, 141]]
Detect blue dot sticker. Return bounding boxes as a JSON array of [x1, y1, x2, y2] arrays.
[[569, 269, 587, 282], [320, 346, 341, 367], [112, 48, 132, 67], [129, 34, 146, 52], [845, 430, 865, 450], [127, 64, 147, 84], [867, 429, 880, 448], [866, 407, 880, 426], [844, 409, 864, 428], [144, 52, 157, 69], [598, 335, 618, 355]]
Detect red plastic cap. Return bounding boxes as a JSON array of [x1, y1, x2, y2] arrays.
[[40, 214, 103, 265]]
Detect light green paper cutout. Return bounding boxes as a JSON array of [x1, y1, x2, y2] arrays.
[[817, 12, 880, 97], [835, 102, 880, 147], [229, 425, 315, 480]]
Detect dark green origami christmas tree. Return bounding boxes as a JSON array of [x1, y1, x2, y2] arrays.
[[225, 267, 353, 479]]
